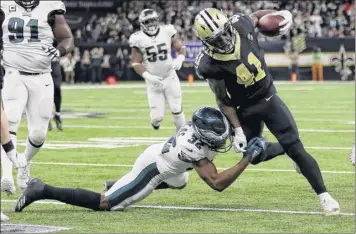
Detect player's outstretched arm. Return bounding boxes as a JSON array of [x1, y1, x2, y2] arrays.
[[53, 15, 75, 56], [172, 34, 186, 70], [193, 157, 250, 192], [250, 10, 293, 36]]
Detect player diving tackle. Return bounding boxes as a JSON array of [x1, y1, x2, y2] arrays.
[[193, 8, 340, 215], [15, 107, 267, 212]]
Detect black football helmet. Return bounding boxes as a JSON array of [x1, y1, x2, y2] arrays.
[[192, 107, 232, 152], [15, 0, 40, 11]]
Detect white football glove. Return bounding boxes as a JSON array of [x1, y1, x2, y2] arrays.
[[172, 54, 185, 70], [233, 127, 247, 153], [271, 10, 293, 35], [42, 46, 60, 62], [142, 71, 164, 90]]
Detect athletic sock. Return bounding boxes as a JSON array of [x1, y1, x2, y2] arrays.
[[24, 137, 43, 162], [172, 112, 185, 132], [43, 184, 102, 210]]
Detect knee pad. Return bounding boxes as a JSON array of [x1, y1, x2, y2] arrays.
[[39, 97, 53, 119], [151, 116, 164, 126], [172, 109, 183, 116], [29, 129, 46, 146]]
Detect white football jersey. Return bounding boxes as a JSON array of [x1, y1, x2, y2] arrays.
[[1, 1, 66, 73], [129, 24, 177, 78], [156, 122, 217, 175]]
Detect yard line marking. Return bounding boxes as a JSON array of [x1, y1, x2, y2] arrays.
[[48, 125, 355, 133], [1, 200, 353, 216], [31, 162, 354, 174], [65, 108, 355, 114]]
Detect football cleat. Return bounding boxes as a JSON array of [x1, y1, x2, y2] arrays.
[[1, 177, 16, 195], [17, 160, 31, 190], [152, 124, 160, 130], [54, 114, 63, 131], [1, 212, 9, 222], [104, 180, 116, 192], [14, 178, 45, 212], [320, 195, 340, 216]]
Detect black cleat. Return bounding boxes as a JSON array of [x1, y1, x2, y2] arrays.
[[152, 124, 160, 130], [14, 178, 45, 212], [103, 180, 116, 192], [54, 114, 63, 131], [48, 121, 53, 131]]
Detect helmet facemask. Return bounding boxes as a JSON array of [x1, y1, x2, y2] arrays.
[[202, 22, 235, 54], [140, 17, 159, 35]]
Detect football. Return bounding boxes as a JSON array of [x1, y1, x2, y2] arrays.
[[257, 14, 284, 37]]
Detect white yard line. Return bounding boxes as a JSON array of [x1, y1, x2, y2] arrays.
[[1, 200, 353, 216], [31, 162, 354, 174], [57, 125, 355, 133]]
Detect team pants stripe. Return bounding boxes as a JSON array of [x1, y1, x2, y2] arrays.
[[104, 162, 160, 209]]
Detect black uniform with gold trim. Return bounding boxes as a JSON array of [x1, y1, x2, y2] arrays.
[[195, 14, 276, 108]]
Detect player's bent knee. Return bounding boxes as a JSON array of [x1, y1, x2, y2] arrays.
[[29, 129, 46, 146], [172, 109, 183, 115]]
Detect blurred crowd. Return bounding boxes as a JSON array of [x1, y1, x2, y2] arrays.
[[74, 0, 355, 44]]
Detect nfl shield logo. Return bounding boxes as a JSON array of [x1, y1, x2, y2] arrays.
[[9, 5, 16, 12]]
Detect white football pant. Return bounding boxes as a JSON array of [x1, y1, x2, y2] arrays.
[[1, 68, 53, 176], [146, 72, 185, 131], [104, 144, 189, 211]]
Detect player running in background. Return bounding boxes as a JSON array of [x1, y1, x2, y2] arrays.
[[130, 9, 186, 132], [193, 8, 339, 215], [0, 0, 74, 191], [14, 107, 266, 212]]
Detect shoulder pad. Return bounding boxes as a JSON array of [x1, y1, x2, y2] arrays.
[[194, 51, 213, 80], [45, 1, 66, 14], [161, 24, 177, 38], [230, 14, 254, 32], [129, 32, 141, 48]]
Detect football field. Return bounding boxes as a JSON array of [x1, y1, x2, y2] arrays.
[[1, 81, 355, 233]]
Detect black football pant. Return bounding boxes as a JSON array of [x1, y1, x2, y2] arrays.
[[51, 62, 62, 113], [237, 94, 327, 194]]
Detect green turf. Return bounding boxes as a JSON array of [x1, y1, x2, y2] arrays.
[[1, 82, 355, 233]]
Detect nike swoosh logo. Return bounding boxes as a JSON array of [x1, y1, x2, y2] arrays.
[[186, 148, 193, 153], [266, 94, 274, 102], [45, 84, 51, 87]]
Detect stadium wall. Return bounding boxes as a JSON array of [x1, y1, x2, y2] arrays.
[[77, 37, 355, 81]]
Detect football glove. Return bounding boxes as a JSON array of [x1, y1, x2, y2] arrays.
[[42, 46, 60, 62], [232, 127, 247, 153], [244, 137, 267, 163], [271, 10, 293, 35], [142, 71, 164, 90], [172, 54, 185, 70]]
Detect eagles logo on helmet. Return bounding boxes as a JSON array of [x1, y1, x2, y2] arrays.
[[139, 9, 160, 36]]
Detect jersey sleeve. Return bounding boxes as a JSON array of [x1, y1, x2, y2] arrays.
[[194, 52, 222, 80], [163, 24, 177, 38], [230, 14, 255, 33], [129, 33, 140, 49], [49, 1, 66, 14], [179, 143, 206, 163]]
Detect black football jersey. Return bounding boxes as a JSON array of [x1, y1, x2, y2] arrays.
[[195, 14, 276, 107]]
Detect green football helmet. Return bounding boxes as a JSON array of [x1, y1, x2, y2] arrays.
[[194, 8, 236, 54]]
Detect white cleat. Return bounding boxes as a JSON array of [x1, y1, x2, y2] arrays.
[[292, 161, 301, 174], [320, 195, 340, 216], [350, 142, 355, 166], [1, 212, 9, 222], [1, 177, 16, 195], [17, 161, 31, 190]]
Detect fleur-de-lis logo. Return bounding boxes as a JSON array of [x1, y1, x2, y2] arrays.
[[330, 45, 355, 73]]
